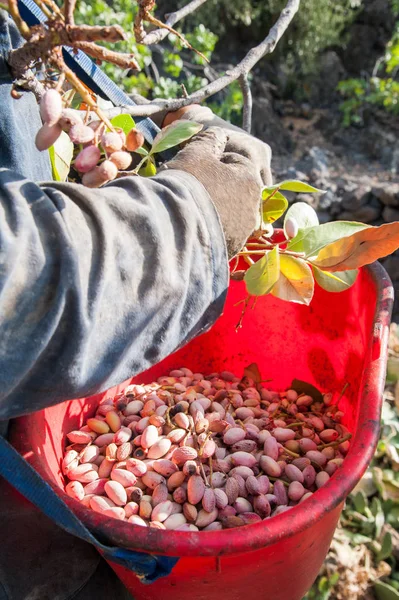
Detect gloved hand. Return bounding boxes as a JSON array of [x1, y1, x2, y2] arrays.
[[161, 125, 269, 258], [162, 104, 273, 187]]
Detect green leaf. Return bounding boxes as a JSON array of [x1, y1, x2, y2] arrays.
[[134, 146, 149, 156], [49, 131, 74, 182], [265, 180, 325, 194], [374, 581, 399, 600], [352, 491, 367, 514], [377, 531, 392, 562], [284, 202, 319, 233], [342, 530, 373, 544], [244, 247, 280, 296], [287, 221, 369, 257], [262, 193, 289, 224], [271, 255, 314, 305], [290, 379, 323, 403], [139, 158, 157, 177], [150, 121, 203, 155], [373, 467, 399, 502], [262, 189, 288, 203], [110, 114, 136, 136], [311, 222, 399, 272], [387, 506, 399, 527], [312, 265, 358, 292], [371, 497, 385, 537]]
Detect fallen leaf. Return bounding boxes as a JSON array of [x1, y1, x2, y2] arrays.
[[244, 363, 262, 383], [290, 379, 323, 402]]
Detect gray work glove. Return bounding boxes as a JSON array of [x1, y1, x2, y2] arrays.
[[161, 125, 269, 258], [162, 105, 273, 187]]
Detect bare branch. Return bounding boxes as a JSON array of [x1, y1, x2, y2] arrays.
[[8, 22, 127, 74], [143, 11, 209, 63], [7, 0, 31, 39], [102, 0, 300, 119], [43, 0, 64, 19], [65, 24, 126, 44], [239, 74, 252, 133], [13, 69, 46, 102], [74, 42, 140, 70], [34, 0, 52, 19], [134, 0, 155, 43], [64, 0, 76, 25], [141, 0, 208, 46], [50, 49, 115, 130]]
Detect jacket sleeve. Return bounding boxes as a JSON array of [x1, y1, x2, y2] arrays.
[[0, 168, 229, 419]]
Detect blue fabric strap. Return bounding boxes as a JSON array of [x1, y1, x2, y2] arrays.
[[17, 0, 161, 146], [0, 434, 179, 582]]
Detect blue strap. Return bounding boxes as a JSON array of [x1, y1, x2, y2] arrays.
[[17, 0, 161, 145], [0, 434, 179, 582]]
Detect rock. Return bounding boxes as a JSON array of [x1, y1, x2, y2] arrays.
[[294, 193, 319, 210], [337, 179, 358, 197], [296, 146, 329, 179], [309, 51, 347, 106], [251, 81, 293, 155], [330, 201, 344, 218], [285, 167, 309, 181], [373, 184, 399, 207], [338, 0, 395, 76], [383, 206, 399, 223], [381, 254, 399, 282], [308, 147, 329, 177], [340, 202, 381, 223], [342, 186, 372, 211], [318, 190, 336, 211], [316, 211, 331, 224]]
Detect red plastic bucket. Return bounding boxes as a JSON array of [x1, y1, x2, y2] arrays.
[[10, 262, 393, 600]]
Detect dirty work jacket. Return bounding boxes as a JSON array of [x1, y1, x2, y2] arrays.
[[0, 10, 228, 600], [0, 15, 229, 422]]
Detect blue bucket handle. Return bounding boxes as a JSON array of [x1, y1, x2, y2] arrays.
[[0, 434, 179, 582]]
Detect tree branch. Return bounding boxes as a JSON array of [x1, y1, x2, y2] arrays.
[[74, 42, 140, 70], [65, 24, 126, 44], [64, 0, 76, 25], [8, 0, 31, 39], [239, 74, 252, 133], [102, 0, 300, 119], [140, 0, 208, 46]]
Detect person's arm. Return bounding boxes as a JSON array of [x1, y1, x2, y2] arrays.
[[0, 165, 228, 419]]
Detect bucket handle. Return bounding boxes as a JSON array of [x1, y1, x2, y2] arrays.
[[0, 435, 179, 582]]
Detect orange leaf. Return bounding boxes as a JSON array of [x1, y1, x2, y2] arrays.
[[312, 222, 399, 272]]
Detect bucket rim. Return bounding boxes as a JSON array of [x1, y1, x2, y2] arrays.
[[11, 262, 393, 557]]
